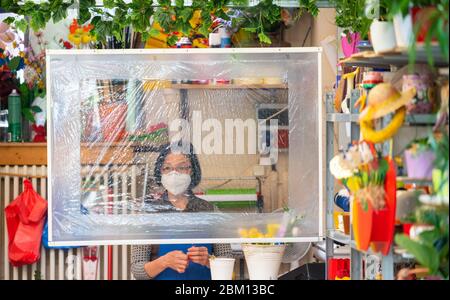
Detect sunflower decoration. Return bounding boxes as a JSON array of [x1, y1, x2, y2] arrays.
[[359, 83, 416, 144]]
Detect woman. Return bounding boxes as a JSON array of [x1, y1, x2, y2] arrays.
[[131, 142, 233, 280]]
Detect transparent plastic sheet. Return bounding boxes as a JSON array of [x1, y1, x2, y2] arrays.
[[47, 48, 322, 246]]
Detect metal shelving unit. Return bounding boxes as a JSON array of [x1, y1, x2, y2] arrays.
[[324, 79, 441, 279]]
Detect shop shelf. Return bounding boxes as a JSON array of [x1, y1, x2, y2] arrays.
[[350, 242, 416, 263], [403, 114, 437, 125], [327, 230, 351, 245], [326, 113, 360, 123], [397, 176, 433, 185], [326, 113, 437, 125], [0, 142, 47, 165], [169, 83, 288, 90], [339, 45, 449, 68]]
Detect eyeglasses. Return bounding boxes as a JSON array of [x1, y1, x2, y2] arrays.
[[161, 165, 192, 174]]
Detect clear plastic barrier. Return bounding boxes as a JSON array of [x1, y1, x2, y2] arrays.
[[47, 48, 322, 246]]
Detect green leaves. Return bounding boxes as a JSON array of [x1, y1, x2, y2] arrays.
[[258, 32, 272, 44], [52, 0, 73, 24], [22, 108, 36, 123], [14, 19, 29, 33], [179, 8, 194, 22], [7, 57, 21, 72], [79, 0, 96, 24], [167, 35, 179, 46], [154, 8, 172, 32], [331, 0, 372, 39], [299, 0, 319, 17], [31, 106, 43, 113], [5, 0, 323, 48], [148, 28, 160, 38], [395, 234, 440, 275], [103, 0, 116, 9], [3, 17, 15, 25], [243, 27, 257, 33], [30, 11, 47, 31]]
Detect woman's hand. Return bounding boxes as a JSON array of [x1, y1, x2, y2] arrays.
[[187, 246, 210, 267], [162, 250, 189, 273]]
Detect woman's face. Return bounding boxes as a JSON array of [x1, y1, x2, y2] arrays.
[[161, 153, 192, 175]]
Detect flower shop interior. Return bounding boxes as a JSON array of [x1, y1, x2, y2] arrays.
[[0, 0, 448, 281]]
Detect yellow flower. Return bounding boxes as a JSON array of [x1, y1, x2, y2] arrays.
[[81, 33, 91, 44], [238, 228, 248, 238], [248, 227, 261, 238], [266, 223, 280, 237]]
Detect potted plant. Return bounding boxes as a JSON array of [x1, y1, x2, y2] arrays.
[[413, 0, 448, 67], [395, 192, 448, 279], [238, 209, 303, 280], [230, 1, 284, 47], [404, 136, 436, 180], [386, 0, 414, 48], [368, 0, 398, 53], [330, 141, 397, 254], [331, 0, 372, 57], [387, 0, 449, 67], [230, 0, 319, 46]]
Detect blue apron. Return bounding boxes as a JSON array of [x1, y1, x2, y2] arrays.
[[154, 244, 212, 280]]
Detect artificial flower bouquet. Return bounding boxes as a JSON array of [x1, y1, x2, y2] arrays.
[[330, 141, 397, 254]]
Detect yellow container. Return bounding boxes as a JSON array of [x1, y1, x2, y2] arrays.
[[143, 80, 171, 91], [333, 211, 350, 235]]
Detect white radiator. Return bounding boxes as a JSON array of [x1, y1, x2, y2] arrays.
[[1, 165, 139, 280]]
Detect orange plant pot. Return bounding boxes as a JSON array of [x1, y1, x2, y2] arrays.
[[352, 158, 397, 255]]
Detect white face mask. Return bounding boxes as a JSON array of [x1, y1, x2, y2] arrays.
[[161, 171, 191, 196]]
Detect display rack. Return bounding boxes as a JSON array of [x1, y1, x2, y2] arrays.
[[339, 45, 448, 68], [325, 47, 448, 279]]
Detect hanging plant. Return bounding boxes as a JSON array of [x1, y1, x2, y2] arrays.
[[2, 0, 320, 46], [331, 0, 372, 40]]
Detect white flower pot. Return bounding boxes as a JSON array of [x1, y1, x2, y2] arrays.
[[370, 20, 397, 53], [242, 244, 285, 280], [393, 13, 413, 48], [209, 257, 235, 280]]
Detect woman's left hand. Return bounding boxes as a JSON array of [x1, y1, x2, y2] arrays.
[[187, 246, 210, 267]]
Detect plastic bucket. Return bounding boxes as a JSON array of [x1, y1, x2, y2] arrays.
[[209, 257, 235, 280], [242, 244, 285, 280]]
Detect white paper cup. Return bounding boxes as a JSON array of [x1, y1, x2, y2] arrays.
[[209, 257, 235, 280]]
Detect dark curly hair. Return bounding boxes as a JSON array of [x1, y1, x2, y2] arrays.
[[153, 141, 202, 191]]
